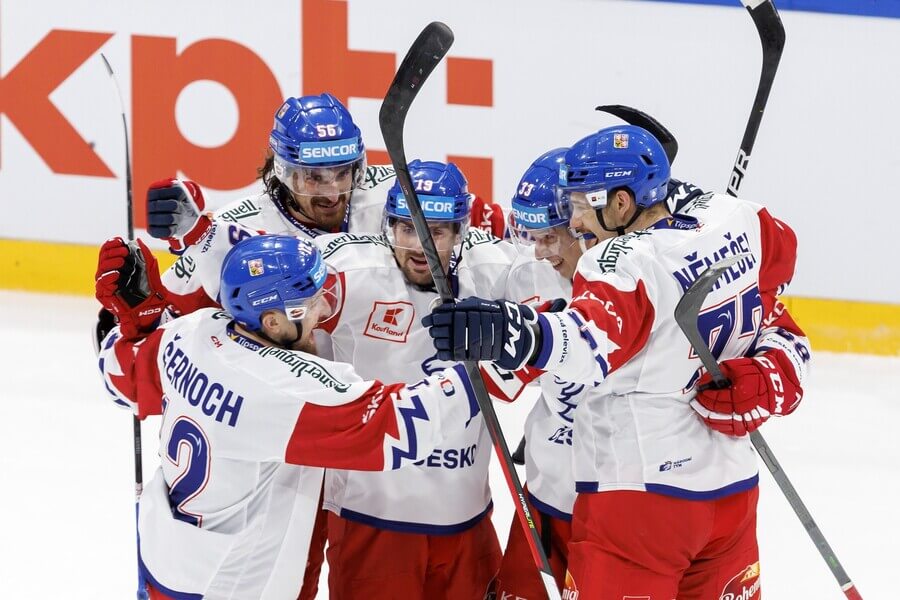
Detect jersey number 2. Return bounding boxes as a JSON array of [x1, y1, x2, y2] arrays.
[[166, 417, 211, 526]]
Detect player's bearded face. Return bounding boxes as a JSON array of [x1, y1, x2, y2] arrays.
[[287, 165, 354, 230], [391, 219, 457, 287]]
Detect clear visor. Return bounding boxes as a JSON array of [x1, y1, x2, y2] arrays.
[[284, 268, 342, 326], [382, 215, 468, 252], [509, 215, 583, 261], [558, 187, 609, 220], [273, 154, 365, 198]]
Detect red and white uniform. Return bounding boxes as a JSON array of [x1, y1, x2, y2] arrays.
[[315, 229, 518, 532], [534, 193, 810, 498], [160, 165, 396, 309], [97, 308, 481, 600], [524, 193, 809, 598]]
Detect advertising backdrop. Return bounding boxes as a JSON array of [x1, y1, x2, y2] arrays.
[[1, 0, 897, 352]]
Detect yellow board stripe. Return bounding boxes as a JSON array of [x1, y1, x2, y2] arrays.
[[2, 238, 898, 356], [0, 239, 177, 297]]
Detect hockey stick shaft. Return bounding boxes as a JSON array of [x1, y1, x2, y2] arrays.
[[719, 4, 862, 595], [674, 258, 862, 600], [101, 53, 149, 600], [379, 23, 561, 600], [727, 0, 786, 196]]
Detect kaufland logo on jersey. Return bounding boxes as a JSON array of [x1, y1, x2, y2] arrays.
[[364, 301, 414, 343], [298, 139, 360, 164]]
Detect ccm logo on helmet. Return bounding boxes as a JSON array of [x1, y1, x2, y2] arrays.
[[605, 169, 633, 178], [250, 293, 279, 307]]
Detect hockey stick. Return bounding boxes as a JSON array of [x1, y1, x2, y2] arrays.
[[727, 0, 785, 196], [717, 3, 863, 597], [379, 22, 561, 600], [674, 257, 863, 600], [100, 53, 150, 600], [596, 105, 679, 163]]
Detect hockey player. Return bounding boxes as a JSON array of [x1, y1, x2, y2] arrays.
[[311, 160, 516, 598], [146, 93, 505, 313], [140, 93, 504, 597], [424, 125, 811, 599], [95, 234, 486, 600], [492, 148, 596, 596], [497, 147, 711, 597]]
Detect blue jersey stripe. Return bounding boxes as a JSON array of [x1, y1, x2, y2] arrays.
[[576, 473, 759, 500], [338, 501, 493, 535], [527, 491, 573, 522]]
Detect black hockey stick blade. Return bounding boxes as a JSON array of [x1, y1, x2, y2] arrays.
[[727, 0, 786, 196], [379, 21, 454, 186], [673, 254, 748, 386], [378, 23, 561, 600], [596, 104, 678, 163], [379, 22, 455, 302]]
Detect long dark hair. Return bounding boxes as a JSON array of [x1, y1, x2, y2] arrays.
[[258, 154, 291, 206]]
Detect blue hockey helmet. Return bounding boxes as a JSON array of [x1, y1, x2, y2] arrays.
[[559, 125, 670, 210], [269, 93, 366, 197], [220, 235, 339, 331], [509, 148, 593, 261], [510, 148, 571, 233], [383, 160, 472, 251]]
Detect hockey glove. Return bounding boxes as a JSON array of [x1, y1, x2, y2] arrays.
[[469, 195, 506, 238], [665, 178, 705, 214], [691, 349, 803, 437], [422, 297, 540, 371], [95, 237, 168, 341], [147, 178, 212, 253]]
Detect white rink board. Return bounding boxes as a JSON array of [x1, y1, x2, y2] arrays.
[[0, 290, 896, 598], [1, 1, 900, 303]]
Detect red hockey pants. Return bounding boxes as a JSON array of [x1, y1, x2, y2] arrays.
[[326, 510, 501, 599], [563, 486, 761, 600]]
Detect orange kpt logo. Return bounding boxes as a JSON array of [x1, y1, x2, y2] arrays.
[[0, 0, 495, 227]]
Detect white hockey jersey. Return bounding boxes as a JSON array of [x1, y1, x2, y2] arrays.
[[97, 308, 481, 599], [161, 165, 396, 310], [314, 229, 519, 532], [531, 193, 811, 500], [504, 250, 585, 518]]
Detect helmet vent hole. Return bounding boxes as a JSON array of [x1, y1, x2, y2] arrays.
[[231, 287, 241, 299], [641, 155, 653, 166]]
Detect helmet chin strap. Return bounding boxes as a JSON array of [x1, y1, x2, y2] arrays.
[[596, 206, 643, 237], [256, 321, 303, 349]]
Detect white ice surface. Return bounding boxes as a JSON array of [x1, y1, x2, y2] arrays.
[[1, 290, 896, 598]]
